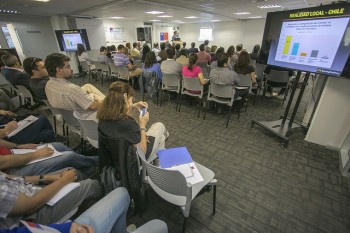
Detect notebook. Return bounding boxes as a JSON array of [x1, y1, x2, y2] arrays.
[[7, 115, 38, 138], [157, 147, 193, 168], [47, 182, 80, 206]]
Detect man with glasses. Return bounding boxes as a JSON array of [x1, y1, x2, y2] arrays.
[[44, 53, 105, 120], [23, 57, 49, 100]]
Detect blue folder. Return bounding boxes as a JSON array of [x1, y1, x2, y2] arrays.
[[157, 147, 193, 168]]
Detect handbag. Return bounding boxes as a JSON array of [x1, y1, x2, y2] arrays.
[[100, 166, 121, 195]]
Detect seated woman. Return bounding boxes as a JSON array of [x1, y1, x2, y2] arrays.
[[176, 49, 189, 66], [142, 51, 163, 81], [233, 51, 257, 84], [182, 54, 209, 94], [77, 44, 96, 65], [97, 81, 169, 163]]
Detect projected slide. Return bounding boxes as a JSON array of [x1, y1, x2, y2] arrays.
[[275, 18, 349, 69], [63, 33, 83, 50], [198, 28, 213, 41]]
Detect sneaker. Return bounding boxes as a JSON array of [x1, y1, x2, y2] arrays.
[[127, 224, 137, 233]]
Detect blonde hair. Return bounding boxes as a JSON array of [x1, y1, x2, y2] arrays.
[[97, 81, 135, 120]]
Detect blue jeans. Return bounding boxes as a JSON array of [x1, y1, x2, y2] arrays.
[[8, 115, 55, 144], [7, 143, 98, 178], [75, 187, 129, 233]]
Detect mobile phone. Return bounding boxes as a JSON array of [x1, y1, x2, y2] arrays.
[[140, 107, 147, 116]]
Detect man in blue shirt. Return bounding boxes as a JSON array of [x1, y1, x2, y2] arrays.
[[113, 45, 142, 78]]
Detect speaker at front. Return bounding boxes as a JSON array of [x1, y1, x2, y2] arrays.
[[137, 27, 145, 41]]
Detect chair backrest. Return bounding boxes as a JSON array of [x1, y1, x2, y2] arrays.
[[210, 83, 235, 99], [162, 73, 181, 92], [255, 63, 266, 82], [136, 146, 189, 205], [237, 74, 252, 89], [73, 111, 98, 148], [134, 60, 142, 69], [266, 69, 290, 84], [109, 63, 118, 75], [116, 66, 130, 80], [15, 85, 34, 106], [80, 61, 90, 71], [58, 109, 81, 135], [93, 61, 110, 73], [182, 76, 203, 97], [42, 99, 62, 117], [142, 70, 159, 97], [250, 59, 257, 68]]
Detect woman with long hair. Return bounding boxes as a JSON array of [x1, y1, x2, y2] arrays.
[[226, 45, 237, 67], [182, 54, 209, 93], [233, 51, 257, 83], [142, 51, 162, 81], [141, 44, 151, 63], [250, 44, 261, 60], [97, 81, 169, 163], [77, 44, 95, 64]]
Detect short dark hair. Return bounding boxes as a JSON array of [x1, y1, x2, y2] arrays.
[[204, 40, 209, 45], [216, 47, 225, 57], [175, 44, 180, 51], [166, 46, 176, 59], [199, 44, 205, 51], [0, 50, 9, 67], [23, 57, 42, 76], [180, 49, 188, 57], [100, 46, 106, 52], [160, 42, 166, 50], [133, 42, 137, 48], [77, 44, 86, 56], [153, 42, 159, 48], [110, 45, 117, 51], [117, 44, 124, 51], [182, 42, 186, 47], [45, 53, 70, 77], [236, 44, 243, 52], [1, 53, 18, 67], [191, 42, 195, 48], [217, 53, 228, 67]]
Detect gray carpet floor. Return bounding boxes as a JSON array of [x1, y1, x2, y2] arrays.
[[49, 76, 350, 233]]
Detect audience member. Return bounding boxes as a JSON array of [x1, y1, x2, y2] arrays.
[[187, 42, 199, 55], [197, 44, 211, 65], [160, 46, 182, 75], [181, 42, 187, 51], [0, 169, 102, 230], [152, 42, 161, 56], [227, 45, 238, 67], [0, 137, 97, 176], [97, 81, 168, 163], [176, 49, 189, 66], [210, 45, 218, 61], [143, 51, 162, 81], [1, 53, 32, 92], [141, 44, 151, 63], [210, 47, 225, 69], [110, 45, 117, 57], [158, 43, 167, 61], [45, 53, 105, 120], [97, 46, 111, 64], [233, 51, 257, 84], [204, 40, 210, 53], [23, 57, 49, 100], [182, 54, 209, 93], [0, 50, 9, 73], [114, 44, 143, 78], [77, 44, 95, 64], [209, 53, 248, 100], [250, 44, 261, 60], [175, 44, 181, 58], [236, 44, 243, 55], [106, 46, 112, 58], [126, 42, 131, 54]]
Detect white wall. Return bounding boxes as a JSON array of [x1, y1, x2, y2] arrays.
[[103, 19, 144, 46], [180, 18, 266, 51], [0, 15, 58, 60], [153, 23, 180, 45]]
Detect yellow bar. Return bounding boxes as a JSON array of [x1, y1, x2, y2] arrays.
[[283, 36, 292, 54], [300, 52, 307, 56]]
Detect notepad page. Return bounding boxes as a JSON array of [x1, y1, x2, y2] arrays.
[[47, 182, 80, 206]]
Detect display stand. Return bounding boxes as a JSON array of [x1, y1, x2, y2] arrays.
[[251, 71, 310, 147]]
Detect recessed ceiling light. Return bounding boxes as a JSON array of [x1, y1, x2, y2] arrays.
[[0, 9, 20, 14], [157, 15, 173, 18], [184, 16, 198, 19], [149, 19, 161, 21], [211, 20, 221, 22], [109, 16, 125, 19], [174, 20, 186, 24], [34, 0, 51, 2], [234, 12, 251, 15], [145, 11, 164, 14], [249, 16, 263, 19], [257, 4, 282, 9]]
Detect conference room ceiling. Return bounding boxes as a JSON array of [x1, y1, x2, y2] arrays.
[[0, 0, 339, 23]]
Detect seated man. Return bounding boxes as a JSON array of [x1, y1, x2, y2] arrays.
[[96, 46, 111, 64], [130, 42, 141, 59], [45, 53, 105, 120], [114, 44, 142, 78], [209, 53, 248, 100], [0, 169, 102, 230], [23, 57, 49, 101], [160, 46, 182, 75], [0, 138, 98, 178], [1, 186, 168, 233], [197, 43, 211, 65]]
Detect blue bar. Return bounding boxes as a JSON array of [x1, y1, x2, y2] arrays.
[[291, 43, 299, 56]]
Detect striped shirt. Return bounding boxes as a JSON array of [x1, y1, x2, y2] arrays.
[[113, 52, 130, 67]]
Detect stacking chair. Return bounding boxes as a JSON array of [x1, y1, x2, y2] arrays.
[[58, 109, 82, 148], [80, 61, 95, 83], [264, 69, 290, 105], [179, 76, 206, 118], [140, 70, 160, 106], [249, 59, 257, 68], [136, 146, 217, 233], [93, 61, 110, 85], [42, 100, 62, 135], [254, 63, 267, 98], [196, 62, 210, 79], [237, 73, 257, 107], [73, 111, 98, 151], [15, 85, 35, 107], [204, 83, 240, 128], [109, 63, 119, 82], [116, 66, 131, 82], [133, 59, 142, 69], [160, 73, 181, 110]]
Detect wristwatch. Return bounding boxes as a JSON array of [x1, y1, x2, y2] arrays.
[[38, 174, 45, 185], [140, 128, 147, 132]]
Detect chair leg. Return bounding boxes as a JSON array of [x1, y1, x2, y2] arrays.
[[178, 94, 183, 112], [53, 116, 57, 135], [159, 89, 163, 106], [176, 92, 180, 111], [197, 98, 202, 118], [182, 217, 188, 233], [203, 100, 208, 120], [213, 184, 217, 215], [226, 106, 232, 128]]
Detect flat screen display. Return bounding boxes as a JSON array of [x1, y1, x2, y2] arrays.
[[55, 29, 91, 52], [259, 3, 350, 77]]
